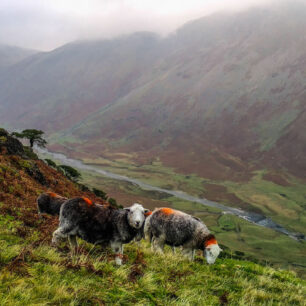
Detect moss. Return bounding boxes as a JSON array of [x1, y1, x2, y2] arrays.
[[18, 160, 32, 169], [0, 136, 7, 143]]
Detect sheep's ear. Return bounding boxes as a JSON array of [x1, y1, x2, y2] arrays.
[[124, 207, 131, 212]]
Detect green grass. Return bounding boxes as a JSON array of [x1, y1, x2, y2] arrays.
[[0, 214, 305, 305], [223, 171, 306, 234]]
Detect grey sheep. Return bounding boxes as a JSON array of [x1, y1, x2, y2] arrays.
[[144, 207, 222, 264], [52, 198, 149, 265]]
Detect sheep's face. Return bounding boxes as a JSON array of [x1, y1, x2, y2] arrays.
[[125, 203, 149, 229], [204, 244, 222, 264]]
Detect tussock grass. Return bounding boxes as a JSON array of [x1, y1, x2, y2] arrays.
[[0, 215, 305, 305]]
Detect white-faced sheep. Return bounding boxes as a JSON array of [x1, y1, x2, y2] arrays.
[[52, 197, 149, 265], [37, 192, 68, 217], [144, 207, 222, 264]]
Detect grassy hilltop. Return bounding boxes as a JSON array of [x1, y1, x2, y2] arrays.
[[0, 129, 306, 305]]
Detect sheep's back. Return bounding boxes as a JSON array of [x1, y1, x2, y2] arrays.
[[150, 209, 198, 246]]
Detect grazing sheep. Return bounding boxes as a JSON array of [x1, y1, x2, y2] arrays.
[[52, 198, 149, 265], [37, 192, 68, 217], [144, 207, 222, 264]]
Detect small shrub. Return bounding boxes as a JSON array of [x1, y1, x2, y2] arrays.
[[58, 165, 81, 182], [18, 160, 32, 169], [0, 136, 7, 143], [78, 183, 90, 192], [23, 146, 38, 160], [108, 198, 119, 208], [8, 186, 15, 194], [92, 188, 108, 200], [44, 159, 57, 168]]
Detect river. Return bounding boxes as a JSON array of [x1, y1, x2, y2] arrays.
[[36, 147, 304, 241]]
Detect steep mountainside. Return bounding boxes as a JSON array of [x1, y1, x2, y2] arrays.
[[0, 1, 305, 180], [0, 128, 108, 230]]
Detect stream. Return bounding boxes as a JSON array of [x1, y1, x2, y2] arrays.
[[36, 147, 305, 241]]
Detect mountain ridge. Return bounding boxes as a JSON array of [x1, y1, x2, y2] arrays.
[[0, 2, 305, 180]]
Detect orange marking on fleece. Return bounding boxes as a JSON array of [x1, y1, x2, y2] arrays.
[[47, 192, 58, 198], [160, 208, 174, 215], [205, 238, 218, 247], [144, 211, 152, 217], [82, 197, 93, 206]]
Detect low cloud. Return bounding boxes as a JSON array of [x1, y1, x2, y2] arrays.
[[0, 0, 290, 50]]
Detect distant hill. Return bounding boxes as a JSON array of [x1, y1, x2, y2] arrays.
[[0, 1, 305, 180], [0, 44, 37, 69]]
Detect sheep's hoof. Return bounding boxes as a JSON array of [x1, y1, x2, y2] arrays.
[[115, 255, 123, 265]]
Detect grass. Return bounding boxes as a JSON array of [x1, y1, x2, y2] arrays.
[[0, 214, 305, 305]]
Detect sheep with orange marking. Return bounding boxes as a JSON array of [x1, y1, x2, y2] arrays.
[[37, 192, 68, 217], [144, 207, 222, 264], [52, 198, 149, 265]]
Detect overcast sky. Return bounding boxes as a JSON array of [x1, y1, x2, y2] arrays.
[[0, 0, 288, 51]]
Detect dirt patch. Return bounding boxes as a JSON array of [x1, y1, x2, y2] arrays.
[[168, 270, 194, 282], [219, 291, 229, 305]]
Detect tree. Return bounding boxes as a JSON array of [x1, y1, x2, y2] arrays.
[[12, 129, 47, 148], [58, 165, 81, 182]]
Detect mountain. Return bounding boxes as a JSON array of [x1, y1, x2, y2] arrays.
[[0, 44, 37, 69], [0, 1, 305, 181]]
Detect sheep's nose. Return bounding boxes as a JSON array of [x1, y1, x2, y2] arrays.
[[136, 221, 140, 226]]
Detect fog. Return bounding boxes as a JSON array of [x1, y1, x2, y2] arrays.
[[0, 0, 296, 51]]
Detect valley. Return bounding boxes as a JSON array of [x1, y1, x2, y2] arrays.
[[36, 147, 306, 278]]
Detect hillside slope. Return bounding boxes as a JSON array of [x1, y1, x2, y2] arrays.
[[0, 44, 37, 69], [0, 128, 107, 239], [0, 2, 305, 181], [0, 129, 305, 305]]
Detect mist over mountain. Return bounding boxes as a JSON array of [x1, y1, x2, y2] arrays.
[[0, 1, 305, 180]]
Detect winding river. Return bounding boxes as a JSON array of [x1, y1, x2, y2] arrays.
[[36, 147, 304, 241]]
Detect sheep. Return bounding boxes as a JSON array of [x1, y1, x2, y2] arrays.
[[134, 210, 152, 245], [52, 197, 149, 265], [37, 192, 68, 217], [144, 207, 222, 264]]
